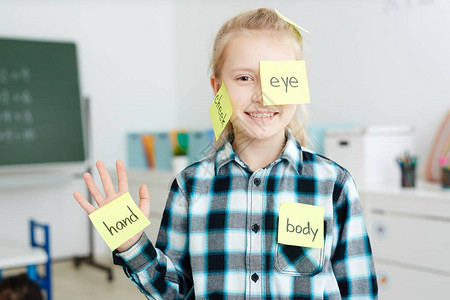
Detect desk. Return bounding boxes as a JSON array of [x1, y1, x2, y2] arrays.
[[0, 220, 52, 300], [0, 238, 47, 272]]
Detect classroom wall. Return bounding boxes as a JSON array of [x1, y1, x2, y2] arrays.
[[0, 0, 449, 258]]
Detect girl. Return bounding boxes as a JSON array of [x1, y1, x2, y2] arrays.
[[74, 8, 378, 299]]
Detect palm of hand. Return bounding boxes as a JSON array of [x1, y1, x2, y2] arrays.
[[73, 160, 150, 252]]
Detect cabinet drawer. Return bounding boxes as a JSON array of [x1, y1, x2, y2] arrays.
[[375, 260, 450, 300], [361, 189, 450, 219], [376, 260, 450, 299], [369, 213, 450, 272]]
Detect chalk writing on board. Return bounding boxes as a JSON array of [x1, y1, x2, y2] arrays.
[[0, 67, 37, 145], [0, 89, 33, 106], [0, 67, 32, 84]]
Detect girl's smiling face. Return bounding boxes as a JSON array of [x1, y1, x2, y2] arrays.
[[211, 31, 299, 144]]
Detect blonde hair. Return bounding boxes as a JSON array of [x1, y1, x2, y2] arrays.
[[210, 8, 310, 149]]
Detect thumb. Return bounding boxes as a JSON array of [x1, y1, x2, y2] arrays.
[[139, 184, 151, 218]]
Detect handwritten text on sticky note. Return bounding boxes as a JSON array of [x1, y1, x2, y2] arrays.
[[278, 202, 324, 249], [260, 60, 310, 106], [209, 81, 232, 140], [89, 192, 150, 251]]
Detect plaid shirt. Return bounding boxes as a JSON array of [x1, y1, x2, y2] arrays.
[[113, 128, 378, 299]]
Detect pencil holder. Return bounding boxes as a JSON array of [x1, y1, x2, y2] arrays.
[[442, 167, 450, 189], [400, 165, 416, 187]]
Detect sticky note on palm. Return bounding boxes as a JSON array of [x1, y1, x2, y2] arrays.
[[209, 81, 232, 140], [260, 60, 310, 106], [278, 202, 324, 249], [89, 192, 150, 251]]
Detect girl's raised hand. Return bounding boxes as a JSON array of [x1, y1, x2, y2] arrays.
[[73, 160, 151, 252]]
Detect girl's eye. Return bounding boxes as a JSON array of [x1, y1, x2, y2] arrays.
[[238, 76, 252, 81]]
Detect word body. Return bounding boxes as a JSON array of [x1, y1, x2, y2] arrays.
[[286, 219, 319, 242], [278, 201, 324, 249]]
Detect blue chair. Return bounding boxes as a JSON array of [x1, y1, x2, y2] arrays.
[[0, 220, 52, 300]]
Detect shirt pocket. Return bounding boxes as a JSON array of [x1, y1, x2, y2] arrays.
[[274, 243, 325, 276]]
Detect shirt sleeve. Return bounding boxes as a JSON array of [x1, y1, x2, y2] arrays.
[[331, 172, 378, 299], [113, 178, 194, 300]]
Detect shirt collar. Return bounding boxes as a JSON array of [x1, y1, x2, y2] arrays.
[[215, 127, 303, 176]]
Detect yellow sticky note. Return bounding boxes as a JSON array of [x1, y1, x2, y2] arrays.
[[275, 8, 311, 35], [88, 192, 150, 251], [278, 202, 324, 249], [209, 81, 232, 140], [260, 60, 311, 106]]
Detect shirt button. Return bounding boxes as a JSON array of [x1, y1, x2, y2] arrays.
[[254, 178, 261, 186], [251, 223, 260, 233], [251, 273, 259, 283]]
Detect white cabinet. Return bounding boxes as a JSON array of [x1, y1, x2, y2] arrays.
[[360, 183, 450, 299]]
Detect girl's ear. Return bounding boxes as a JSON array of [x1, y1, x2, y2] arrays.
[[210, 75, 221, 94]]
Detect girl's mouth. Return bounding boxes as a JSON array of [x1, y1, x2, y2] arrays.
[[245, 112, 279, 120]]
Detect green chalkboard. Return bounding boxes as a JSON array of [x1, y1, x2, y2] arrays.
[[0, 38, 85, 166]]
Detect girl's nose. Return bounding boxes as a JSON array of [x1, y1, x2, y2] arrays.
[[251, 91, 263, 104]]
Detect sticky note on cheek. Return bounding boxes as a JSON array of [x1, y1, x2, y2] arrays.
[[278, 202, 324, 249], [88, 192, 150, 251], [260, 60, 310, 106], [209, 81, 232, 140]]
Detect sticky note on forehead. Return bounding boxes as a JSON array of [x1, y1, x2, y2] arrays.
[[278, 202, 324, 249], [209, 81, 232, 140], [260, 60, 310, 106], [275, 8, 311, 36], [88, 192, 150, 251]]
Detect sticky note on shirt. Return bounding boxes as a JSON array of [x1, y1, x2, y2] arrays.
[[278, 202, 324, 249], [88, 192, 150, 251], [209, 81, 232, 140], [260, 60, 311, 106]]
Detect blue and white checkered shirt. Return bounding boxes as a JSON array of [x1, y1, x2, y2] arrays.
[[113, 128, 378, 299]]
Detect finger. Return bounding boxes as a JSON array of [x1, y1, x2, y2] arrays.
[[116, 160, 129, 194], [73, 191, 96, 214], [139, 184, 151, 218], [83, 172, 106, 206], [96, 160, 116, 198]]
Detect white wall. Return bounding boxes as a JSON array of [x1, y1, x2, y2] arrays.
[[0, 0, 449, 259]]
